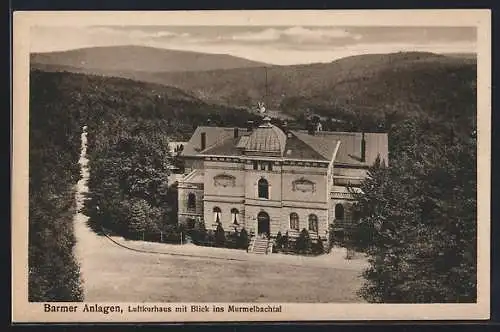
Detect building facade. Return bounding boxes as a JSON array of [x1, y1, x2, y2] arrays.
[[177, 117, 388, 242]]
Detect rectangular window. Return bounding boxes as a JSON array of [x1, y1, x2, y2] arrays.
[[260, 163, 266, 171], [268, 162, 273, 171], [253, 161, 258, 170]]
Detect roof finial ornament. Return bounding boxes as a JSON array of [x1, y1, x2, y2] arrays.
[[262, 116, 272, 127]]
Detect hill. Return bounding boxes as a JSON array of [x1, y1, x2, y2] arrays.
[[31, 52, 476, 126], [147, 52, 476, 123], [31, 45, 269, 73], [30, 69, 262, 140]]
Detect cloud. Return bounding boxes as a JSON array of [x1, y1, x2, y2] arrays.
[[30, 25, 476, 65], [228, 26, 362, 44], [229, 28, 281, 41], [90, 26, 190, 40]]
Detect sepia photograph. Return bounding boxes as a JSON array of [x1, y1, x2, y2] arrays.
[[12, 10, 490, 322]]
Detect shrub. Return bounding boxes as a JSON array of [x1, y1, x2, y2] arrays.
[[238, 228, 250, 250], [282, 231, 289, 250], [161, 224, 184, 243], [312, 236, 325, 255], [275, 231, 283, 251], [215, 223, 226, 247], [295, 228, 312, 255], [225, 231, 240, 249], [190, 219, 207, 244]]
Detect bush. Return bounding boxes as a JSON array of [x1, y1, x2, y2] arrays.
[[215, 222, 226, 247], [275, 231, 283, 251], [295, 228, 312, 255], [189, 219, 208, 244], [312, 236, 325, 255], [282, 231, 290, 250], [225, 231, 240, 249], [238, 228, 250, 250]]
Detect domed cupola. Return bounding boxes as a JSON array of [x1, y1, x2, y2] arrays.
[[244, 116, 287, 157]]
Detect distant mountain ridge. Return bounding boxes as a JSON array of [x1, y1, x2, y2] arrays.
[[31, 45, 270, 73], [31, 50, 476, 130]]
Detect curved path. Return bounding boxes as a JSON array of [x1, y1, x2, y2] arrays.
[[72, 126, 365, 303]]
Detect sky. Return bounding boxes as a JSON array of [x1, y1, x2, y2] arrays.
[[30, 25, 477, 65]]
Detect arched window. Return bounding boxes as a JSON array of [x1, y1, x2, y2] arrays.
[[308, 214, 319, 233], [289, 213, 299, 230], [187, 193, 196, 210], [335, 204, 344, 220], [213, 206, 222, 223], [231, 208, 239, 225], [258, 178, 269, 199]]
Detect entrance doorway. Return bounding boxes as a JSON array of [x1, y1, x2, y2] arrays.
[[257, 211, 270, 237]]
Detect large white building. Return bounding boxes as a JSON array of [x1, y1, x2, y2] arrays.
[[177, 116, 388, 245]]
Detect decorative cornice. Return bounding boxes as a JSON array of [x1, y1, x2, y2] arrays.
[[178, 212, 203, 217], [330, 191, 355, 200]]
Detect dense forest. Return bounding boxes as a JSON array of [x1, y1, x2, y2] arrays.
[[32, 51, 477, 132], [349, 116, 477, 303], [29, 71, 84, 301]]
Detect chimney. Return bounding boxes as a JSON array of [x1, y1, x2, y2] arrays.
[[246, 120, 254, 132], [361, 132, 366, 162], [234, 127, 239, 138], [201, 132, 206, 151]]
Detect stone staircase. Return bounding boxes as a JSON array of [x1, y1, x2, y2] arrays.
[[250, 236, 272, 255]]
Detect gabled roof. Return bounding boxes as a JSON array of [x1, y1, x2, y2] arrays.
[[182, 126, 249, 156], [283, 134, 331, 160], [299, 131, 389, 166], [291, 130, 340, 161], [201, 137, 244, 156]]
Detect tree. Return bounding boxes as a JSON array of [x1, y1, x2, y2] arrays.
[[349, 119, 477, 303], [275, 231, 283, 251], [191, 219, 207, 244], [125, 198, 161, 239], [282, 231, 289, 250], [295, 228, 312, 255], [215, 222, 226, 247]]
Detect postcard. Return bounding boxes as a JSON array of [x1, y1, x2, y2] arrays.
[[12, 9, 491, 322]]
